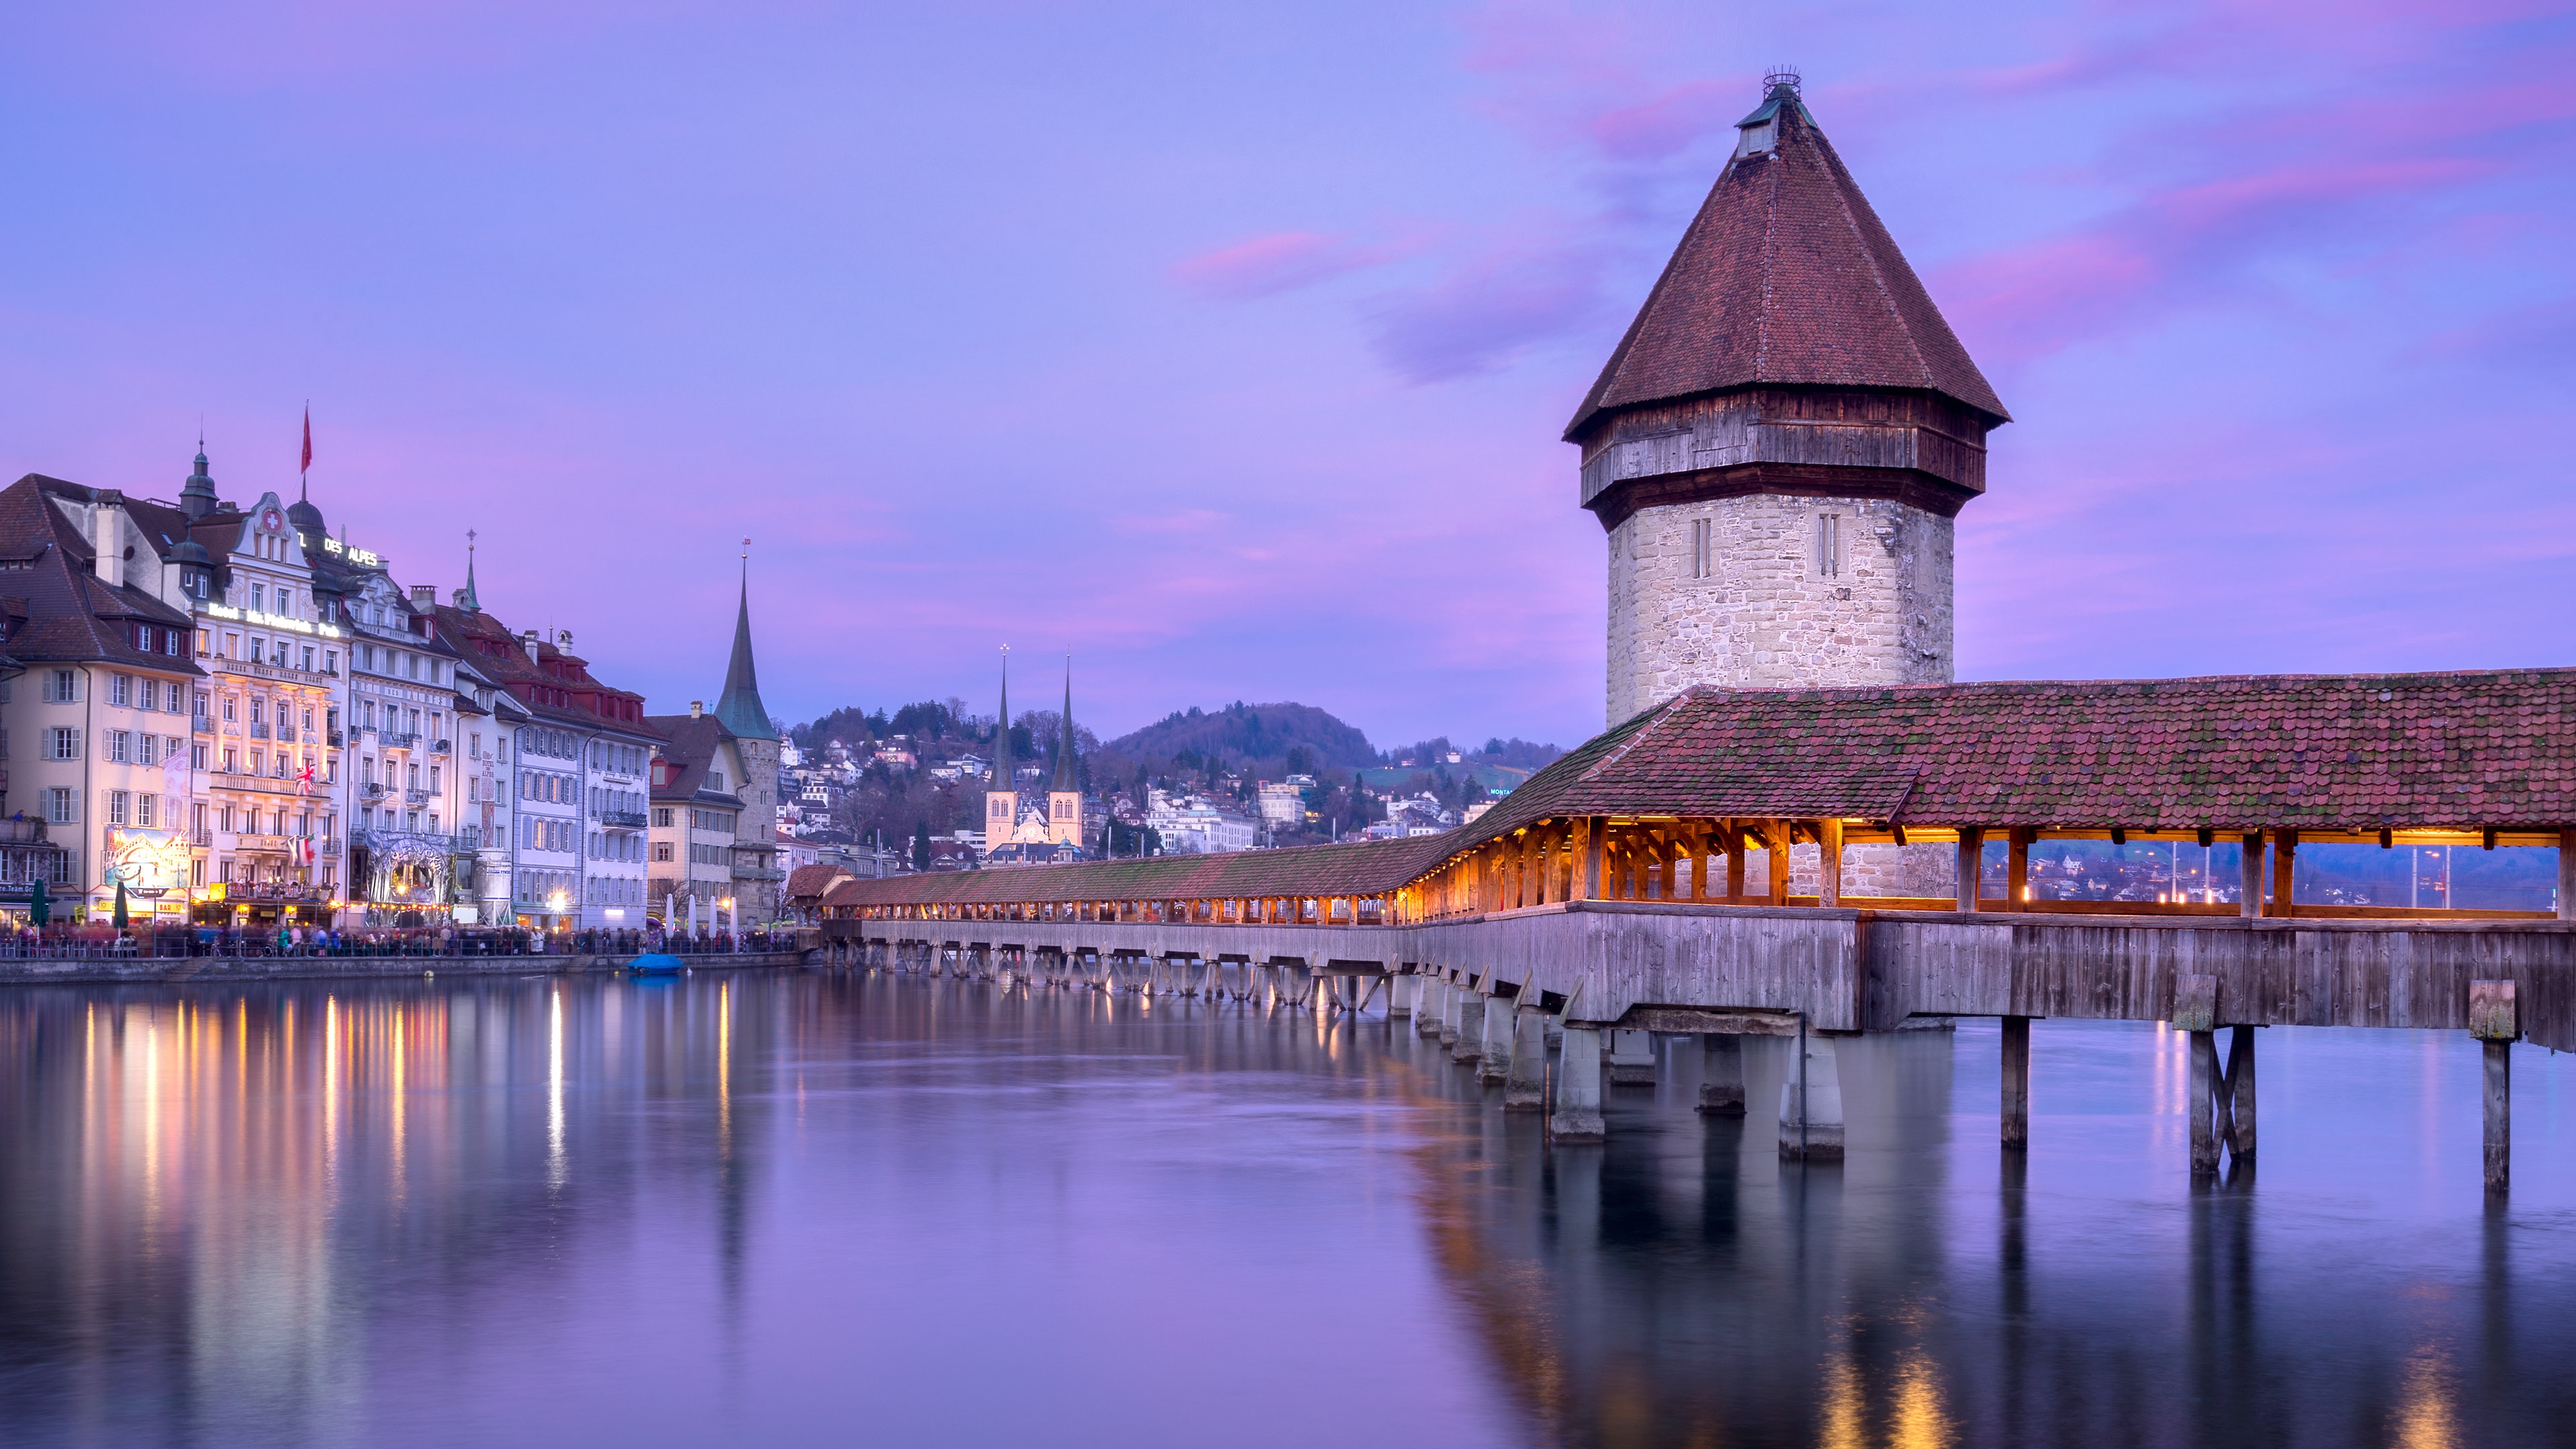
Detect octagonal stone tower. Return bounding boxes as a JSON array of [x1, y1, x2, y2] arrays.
[[1571, 73, 2008, 724]]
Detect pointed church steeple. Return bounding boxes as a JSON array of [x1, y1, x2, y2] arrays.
[[991, 649, 1014, 785], [460, 530, 481, 612], [1052, 657, 1078, 792], [713, 541, 777, 741]]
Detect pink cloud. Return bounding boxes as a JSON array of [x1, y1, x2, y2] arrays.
[[1172, 232, 1393, 301], [1363, 239, 1606, 383], [1585, 80, 1733, 162]]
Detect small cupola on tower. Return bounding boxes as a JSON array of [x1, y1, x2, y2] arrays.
[[179, 446, 218, 521], [1572, 69, 2010, 720]]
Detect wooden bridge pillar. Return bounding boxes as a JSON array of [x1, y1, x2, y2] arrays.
[[1817, 818, 1844, 907], [1956, 828, 1984, 912], [1550, 1025, 1606, 1142], [1697, 1034, 1746, 1116], [1387, 972, 1413, 1019], [2239, 833, 2267, 919], [2472, 980, 2518, 1193], [2006, 829, 2030, 910], [2188, 1030, 2223, 1174], [2000, 1016, 2029, 1149], [2226, 1026, 2256, 1161], [1725, 827, 1746, 902], [2559, 829, 2573, 921]]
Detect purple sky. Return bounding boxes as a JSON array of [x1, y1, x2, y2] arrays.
[[3, 1, 2569, 751]]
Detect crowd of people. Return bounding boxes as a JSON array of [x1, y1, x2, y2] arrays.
[[0, 922, 812, 959]]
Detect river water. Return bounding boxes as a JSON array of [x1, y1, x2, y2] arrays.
[[4, 971, 2574, 1448]]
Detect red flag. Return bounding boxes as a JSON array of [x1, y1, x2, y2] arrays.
[[300, 406, 312, 476]]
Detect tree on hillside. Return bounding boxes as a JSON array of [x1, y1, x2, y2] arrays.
[[912, 820, 933, 874]]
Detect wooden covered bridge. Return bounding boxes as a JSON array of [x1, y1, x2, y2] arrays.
[[818, 668, 2576, 1189]]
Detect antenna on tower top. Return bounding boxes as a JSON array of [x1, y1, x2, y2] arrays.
[[1764, 65, 1803, 96]]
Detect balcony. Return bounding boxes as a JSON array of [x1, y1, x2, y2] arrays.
[[0, 819, 47, 844], [328, 730, 345, 747], [351, 827, 455, 855], [362, 783, 388, 801], [430, 738, 451, 755], [248, 722, 270, 740], [385, 732, 420, 750], [406, 789, 432, 806], [189, 829, 213, 848], [732, 865, 786, 882], [600, 810, 649, 829], [193, 717, 213, 735]]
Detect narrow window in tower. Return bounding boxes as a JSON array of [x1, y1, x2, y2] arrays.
[[1690, 517, 1712, 579], [1817, 514, 1840, 578]]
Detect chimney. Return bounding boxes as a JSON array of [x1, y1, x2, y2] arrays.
[[452, 588, 470, 608], [521, 629, 541, 663], [556, 629, 574, 648], [411, 584, 434, 608], [690, 700, 704, 719], [93, 489, 126, 589]]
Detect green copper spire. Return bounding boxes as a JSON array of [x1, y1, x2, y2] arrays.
[[1052, 657, 1077, 791], [991, 648, 1013, 788], [713, 543, 777, 741], [459, 529, 480, 612]]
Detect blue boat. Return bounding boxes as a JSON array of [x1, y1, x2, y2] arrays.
[[627, 953, 687, 975]]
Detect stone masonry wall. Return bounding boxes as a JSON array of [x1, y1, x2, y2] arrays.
[[1606, 492, 1954, 722], [1607, 491, 1957, 897]]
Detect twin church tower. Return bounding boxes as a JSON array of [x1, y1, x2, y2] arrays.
[[1574, 72, 2007, 722], [983, 654, 1084, 857]]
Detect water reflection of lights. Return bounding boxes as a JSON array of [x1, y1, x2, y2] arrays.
[[547, 988, 567, 1189], [2394, 1345, 2459, 1448]]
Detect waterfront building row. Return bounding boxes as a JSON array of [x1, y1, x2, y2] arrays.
[[0, 458, 783, 932]]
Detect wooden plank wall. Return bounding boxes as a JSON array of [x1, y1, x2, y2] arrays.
[[844, 901, 2576, 1050]]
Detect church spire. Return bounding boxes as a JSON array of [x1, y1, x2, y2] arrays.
[[460, 529, 481, 612], [1052, 657, 1078, 791], [991, 647, 1014, 786], [713, 539, 777, 741]]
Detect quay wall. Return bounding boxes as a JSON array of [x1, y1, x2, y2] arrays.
[[0, 951, 813, 988]]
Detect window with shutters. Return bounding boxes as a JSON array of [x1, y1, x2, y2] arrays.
[[44, 669, 76, 703], [47, 727, 80, 761]]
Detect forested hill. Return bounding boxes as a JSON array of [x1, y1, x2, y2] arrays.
[[1102, 702, 1376, 771]]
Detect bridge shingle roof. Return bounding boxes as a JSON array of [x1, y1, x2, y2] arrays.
[[1458, 668, 2576, 843]]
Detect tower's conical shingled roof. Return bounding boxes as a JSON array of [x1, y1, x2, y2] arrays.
[[1565, 80, 2007, 441], [714, 561, 777, 741]]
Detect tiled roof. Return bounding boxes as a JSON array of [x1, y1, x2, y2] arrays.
[[646, 713, 744, 806], [784, 863, 853, 902], [1443, 670, 2576, 841], [818, 835, 1455, 911], [1565, 89, 2006, 439], [0, 476, 203, 674], [428, 602, 653, 737]]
